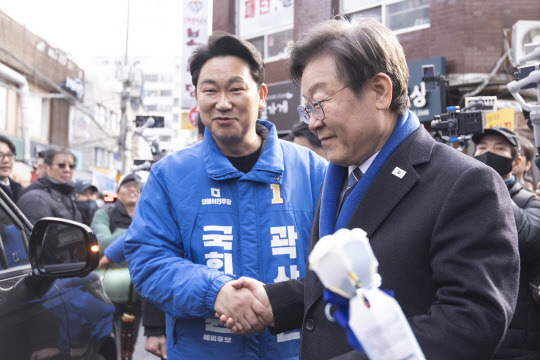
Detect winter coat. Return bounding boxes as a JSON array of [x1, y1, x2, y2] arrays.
[[17, 176, 82, 225], [125, 120, 327, 359], [91, 201, 135, 304], [0, 178, 23, 203], [492, 180, 540, 360]]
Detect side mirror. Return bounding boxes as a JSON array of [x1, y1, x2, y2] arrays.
[[28, 218, 100, 278]]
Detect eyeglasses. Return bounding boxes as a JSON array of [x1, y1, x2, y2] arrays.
[[297, 84, 350, 124], [55, 163, 76, 170], [0, 152, 15, 161]]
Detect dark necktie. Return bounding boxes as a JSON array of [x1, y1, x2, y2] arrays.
[[337, 167, 363, 215]]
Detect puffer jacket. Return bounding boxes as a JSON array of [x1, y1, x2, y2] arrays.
[[17, 176, 82, 225], [91, 201, 135, 304], [125, 120, 327, 359], [493, 180, 540, 359]]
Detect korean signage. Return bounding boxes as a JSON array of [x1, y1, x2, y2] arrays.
[[485, 108, 515, 130], [238, 0, 294, 38], [407, 56, 446, 122], [182, 0, 211, 109], [259, 80, 301, 134]]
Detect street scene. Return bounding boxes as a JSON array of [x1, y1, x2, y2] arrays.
[[1, 0, 540, 359]]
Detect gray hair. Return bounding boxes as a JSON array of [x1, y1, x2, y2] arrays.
[[289, 17, 410, 115]]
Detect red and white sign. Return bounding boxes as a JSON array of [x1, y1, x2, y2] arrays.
[[238, 0, 294, 38], [182, 0, 211, 109]]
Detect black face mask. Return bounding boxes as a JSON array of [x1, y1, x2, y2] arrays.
[[474, 151, 513, 177], [77, 199, 97, 215]]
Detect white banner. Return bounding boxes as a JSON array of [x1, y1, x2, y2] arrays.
[[238, 0, 294, 38], [182, 0, 211, 109]]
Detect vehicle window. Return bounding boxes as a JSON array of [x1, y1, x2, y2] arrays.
[[0, 203, 29, 270]]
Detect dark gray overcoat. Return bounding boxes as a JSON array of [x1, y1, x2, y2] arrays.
[[266, 126, 520, 360]]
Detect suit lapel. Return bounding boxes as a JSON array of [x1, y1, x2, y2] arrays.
[[305, 127, 434, 311], [348, 148, 419, 237], [305, 193, 324, 311]]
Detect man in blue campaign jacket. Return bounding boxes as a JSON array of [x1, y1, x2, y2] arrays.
[[124, 31, 327, 360]]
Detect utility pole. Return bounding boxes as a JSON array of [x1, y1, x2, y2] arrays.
[[118, 0, 131, 174]]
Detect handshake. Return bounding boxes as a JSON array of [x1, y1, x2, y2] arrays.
[[214, 277, 274, 335]]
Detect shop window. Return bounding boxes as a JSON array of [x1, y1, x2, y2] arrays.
[[246, 29, 293, 62], [343, 0, 430, 34], [237, 0, 294, 62]]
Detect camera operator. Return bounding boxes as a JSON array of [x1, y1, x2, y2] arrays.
[[472, 126, 540, 359]]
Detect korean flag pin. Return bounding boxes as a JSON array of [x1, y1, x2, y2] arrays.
[[392, 167, 406, 179]]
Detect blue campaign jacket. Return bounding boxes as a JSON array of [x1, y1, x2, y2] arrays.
[[125, 120, 327, 359]]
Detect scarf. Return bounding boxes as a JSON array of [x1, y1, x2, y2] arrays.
[[320, 110, 420, 238]]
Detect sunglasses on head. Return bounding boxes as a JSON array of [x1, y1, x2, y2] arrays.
[[56, 163, 76, 170]]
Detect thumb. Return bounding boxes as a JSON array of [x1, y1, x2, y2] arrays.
[[229, 277, 248, 289]]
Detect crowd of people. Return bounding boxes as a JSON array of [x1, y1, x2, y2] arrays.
[[1, 16, 540, 360]]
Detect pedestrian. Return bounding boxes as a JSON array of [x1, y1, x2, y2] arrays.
[[99, 232, 167, 359], [17, 147, 82, 225], [0, 135, 24, 203], [472, 126, 540, 359], [124, 31, 327, 359], [31, 149, 47, 182], [514, 134, 535, 191], [91, 173, 142, 359], [221, 17, 520, 360], [74, 180, 99, 226], [287, 121, 326, 159]]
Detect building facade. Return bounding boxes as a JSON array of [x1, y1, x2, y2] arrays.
[[0, 9, 85, 174], [211, 0, 540, 134]]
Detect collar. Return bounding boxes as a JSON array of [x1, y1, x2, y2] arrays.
[[504, 175, 516, 185], [321, 109, 421, 237], [349, 151, 379, 177], [0, 178, 9, 187], [203, 119, 284, 183]]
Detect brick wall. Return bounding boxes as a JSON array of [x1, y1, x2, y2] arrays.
[[214, 0, 540, 78], [398, 0, 540, 74]]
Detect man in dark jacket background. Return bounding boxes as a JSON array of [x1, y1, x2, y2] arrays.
[[17, 147, 82, 225], [473, 126, 540, 359], [0, 135, 24, 203]]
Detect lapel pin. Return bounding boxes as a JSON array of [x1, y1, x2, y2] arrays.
[[392, 167, 406, 179]]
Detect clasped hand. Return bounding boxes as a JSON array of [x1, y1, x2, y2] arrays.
[[214, 277, 274, 335]]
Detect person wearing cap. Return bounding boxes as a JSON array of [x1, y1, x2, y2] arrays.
[[74, 180, 99, 226], [17, 147, 82, 225], [91, 173, 143, 358], [473, 126, 540, 359], [0, 135, 24, 203]]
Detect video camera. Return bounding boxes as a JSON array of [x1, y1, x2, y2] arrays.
[[431, 106, 483, 138]]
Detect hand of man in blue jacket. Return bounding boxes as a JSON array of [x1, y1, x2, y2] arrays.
[[218, 277, 274, 335], [215, 279, 272, 335]]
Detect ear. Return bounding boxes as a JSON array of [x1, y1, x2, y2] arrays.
[[512, 156, 522, 172], [258, 83, 268, 110], [370, 73, 392, 110]]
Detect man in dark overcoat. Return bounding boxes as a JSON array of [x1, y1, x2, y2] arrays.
[[218, 18, 520, 360]]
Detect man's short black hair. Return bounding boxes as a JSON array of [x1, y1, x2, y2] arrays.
[[189, 31, 265, 89], [287, 121, 323, 150], [0, 135, 16, 154]]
